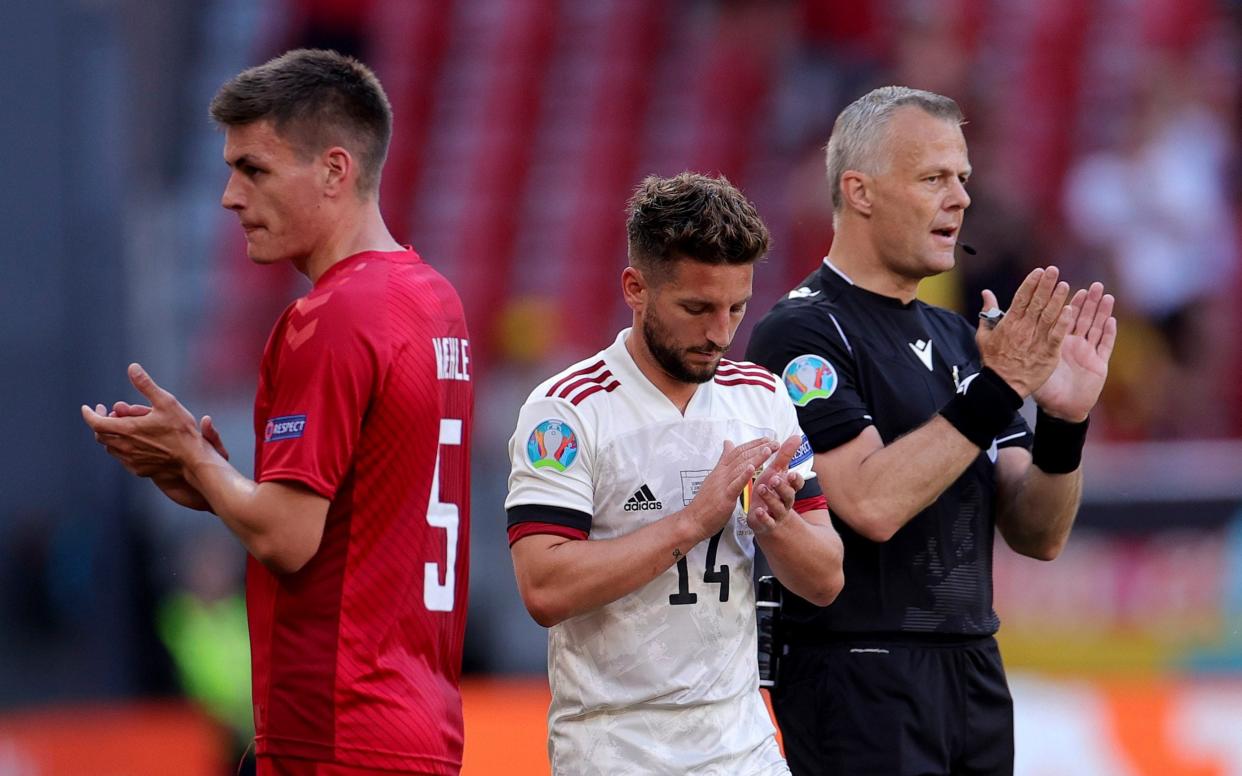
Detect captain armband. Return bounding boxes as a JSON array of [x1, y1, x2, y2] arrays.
[[938, 367, 1023, 450], [1031, 407, 1089, 474]]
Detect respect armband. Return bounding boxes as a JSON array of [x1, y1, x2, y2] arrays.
[[939, 367, 1023, 450], [1032, 407, 1089, 474]]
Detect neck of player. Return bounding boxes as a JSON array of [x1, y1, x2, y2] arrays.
[[302, 198, 404, 283], [825, 225, 921, 304], [624, 330, 698, 415]]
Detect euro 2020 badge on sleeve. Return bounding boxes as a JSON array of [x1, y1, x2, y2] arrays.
[[781, 354, 838, 406], [527, 419, 579, 472]]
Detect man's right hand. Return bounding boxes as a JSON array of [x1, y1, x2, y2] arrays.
[[103, 401, 230, 470], [976, 266, 1075, 397], [100, 402, 230, 511], [685, 437, 774, 538]]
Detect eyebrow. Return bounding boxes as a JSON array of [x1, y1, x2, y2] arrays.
[[926, 165, 972, 177], [225, 153, 263, 168], [681, 294, 753, 307]]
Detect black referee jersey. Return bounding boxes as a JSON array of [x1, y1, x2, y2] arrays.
[[745, 259, 1031, 639]]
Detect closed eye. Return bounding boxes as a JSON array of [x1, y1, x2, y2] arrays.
[[227, 155, 267, 178]]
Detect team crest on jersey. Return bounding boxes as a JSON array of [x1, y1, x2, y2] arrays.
[[738, 436, 811, 516], [739, 480, 754, 515], [781, 354, 837, 406], [527, 419, 579, 472]]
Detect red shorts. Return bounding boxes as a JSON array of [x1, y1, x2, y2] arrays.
[[256, 757, 441, 776]]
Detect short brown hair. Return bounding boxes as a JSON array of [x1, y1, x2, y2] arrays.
[[209, 49, 392, 194], [626, 173, 770, 278]]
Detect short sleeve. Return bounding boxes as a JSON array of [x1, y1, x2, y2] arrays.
[[746, 304, 871, 454], [256, 298, 383, 499], [506, 395, 595, 535]]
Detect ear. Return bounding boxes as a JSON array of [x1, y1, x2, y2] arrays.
[[322, 146, 353, 196], [840, 170, 873, 216], [621, 266, 648, 314]]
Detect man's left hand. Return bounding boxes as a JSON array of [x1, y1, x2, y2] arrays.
[[81, 363, 208, 477], [1032, 282, 1117, 421], [749, 435, 806, 535]]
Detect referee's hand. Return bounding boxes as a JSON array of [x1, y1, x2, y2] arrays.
[[976, 266, 1074, 398]]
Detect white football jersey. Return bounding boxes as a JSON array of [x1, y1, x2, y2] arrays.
[[507, 329, 816, 775]]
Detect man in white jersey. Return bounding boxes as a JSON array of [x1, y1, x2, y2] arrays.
[[506, 173, 845, 775]]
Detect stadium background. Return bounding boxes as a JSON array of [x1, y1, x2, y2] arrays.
[[2, 0, 1242, 773]]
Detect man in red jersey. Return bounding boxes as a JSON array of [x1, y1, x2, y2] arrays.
[[80, 49, 472, 776]]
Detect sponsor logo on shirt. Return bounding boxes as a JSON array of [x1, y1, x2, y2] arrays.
[[791, 434, 813, 467], [787, 287, 821, 299], [527, 419, 579, 472], [623, 484, 663, 511], [781, 354, 838, 406], [909, 338, 934, 371], [264, 414, 307, 442]]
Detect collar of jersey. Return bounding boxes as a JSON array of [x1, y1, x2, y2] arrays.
[[313, 246, 420, 288], [607, 328, 714, 419], [819, 259, 918, 311]]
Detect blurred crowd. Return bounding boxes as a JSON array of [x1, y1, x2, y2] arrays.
[[773, 0, 1241, 441], [187, 0, 1242, 444]]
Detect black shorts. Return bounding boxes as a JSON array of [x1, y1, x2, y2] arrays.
[[771, 635, 1013, 776]]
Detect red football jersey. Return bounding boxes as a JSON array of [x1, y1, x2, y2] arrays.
[[249, 248, 472, 773]]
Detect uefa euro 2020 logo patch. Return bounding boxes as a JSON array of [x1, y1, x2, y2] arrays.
[[527, 419, 579, 472], [781, 354, 837, 406]]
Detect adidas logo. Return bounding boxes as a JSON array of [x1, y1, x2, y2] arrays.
[[624, 484, 664, 512]]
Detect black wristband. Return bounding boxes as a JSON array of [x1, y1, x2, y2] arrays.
[[1032, 407, 1089, 474], [939, 367, 1023, 449]]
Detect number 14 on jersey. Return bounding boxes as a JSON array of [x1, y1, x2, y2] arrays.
[[669, 529, 730, 605]]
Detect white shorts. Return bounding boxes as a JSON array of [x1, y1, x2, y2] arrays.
[[549, 690, 789, 776]]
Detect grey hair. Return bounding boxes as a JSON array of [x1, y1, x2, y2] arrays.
[[825, 86, 964, 213]]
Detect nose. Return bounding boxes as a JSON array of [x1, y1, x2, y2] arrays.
[[946, 177, 971, 211], [705, 309, 732, 351], [221, 172, 244, 211]]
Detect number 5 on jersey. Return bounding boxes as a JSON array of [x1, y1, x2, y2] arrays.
[[425, 418, 462, 612]]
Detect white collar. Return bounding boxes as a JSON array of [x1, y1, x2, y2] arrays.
[[821, 257, 855, 285], [606, 327, 711, 417]]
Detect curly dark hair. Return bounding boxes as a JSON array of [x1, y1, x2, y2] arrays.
[[209, 48, 392, 194], [626, 173, 770, 279]]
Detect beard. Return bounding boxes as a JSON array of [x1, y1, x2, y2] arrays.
[[641, 312, 724, 384]]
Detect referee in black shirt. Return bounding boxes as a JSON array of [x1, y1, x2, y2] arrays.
[[746, 86, 1117, 775]]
